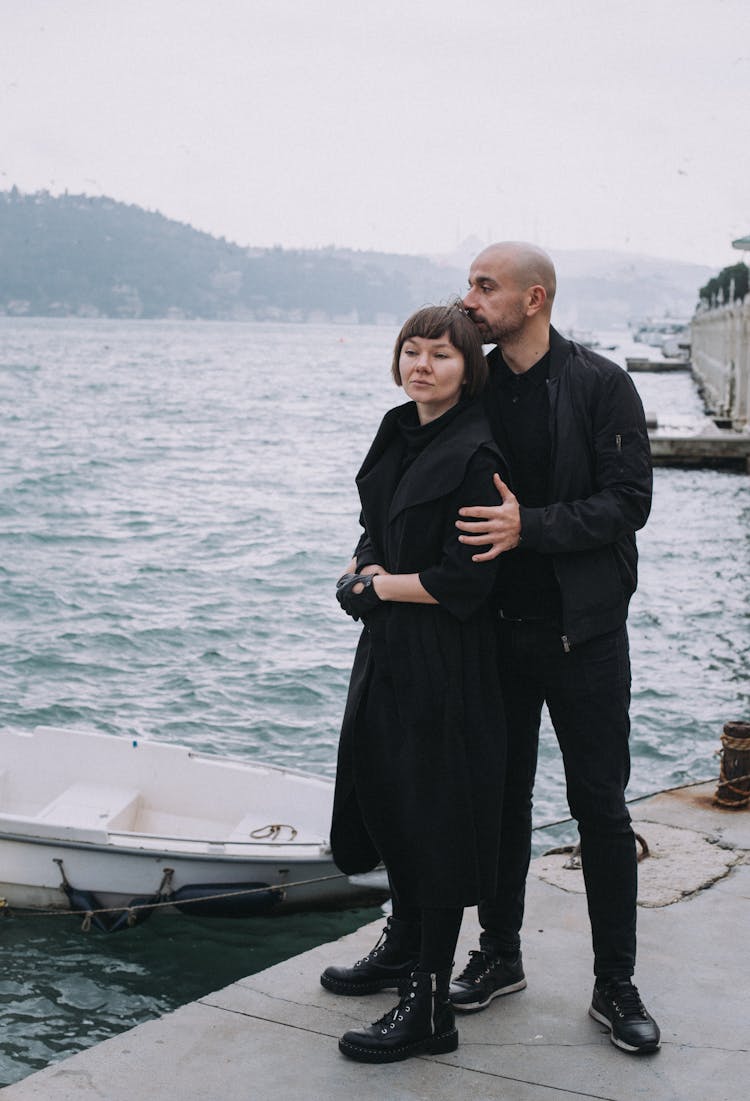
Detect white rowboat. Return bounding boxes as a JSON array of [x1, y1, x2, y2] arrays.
[[0, 726, 386, 929]]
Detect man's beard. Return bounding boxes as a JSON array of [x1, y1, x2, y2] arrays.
[[480, 302, 528, 344], [470, 300, 527, 344]]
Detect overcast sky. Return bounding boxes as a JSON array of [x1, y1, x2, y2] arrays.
[[2, 0, 747, 267]]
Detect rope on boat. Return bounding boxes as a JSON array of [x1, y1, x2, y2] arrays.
[[249, 824, 298, 841]]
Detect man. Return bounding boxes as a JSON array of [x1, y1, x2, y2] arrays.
[[449, 241, 659, 1054]]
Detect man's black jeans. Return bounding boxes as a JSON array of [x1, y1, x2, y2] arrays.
[[479, 617, 637, 980]]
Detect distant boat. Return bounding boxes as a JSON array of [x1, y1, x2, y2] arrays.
[[0, 727, 387, 929], [632, 318, 690, 348], [562, 329, 618, 352]]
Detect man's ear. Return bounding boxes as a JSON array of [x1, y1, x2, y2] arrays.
[[525, 284, 547, 316]]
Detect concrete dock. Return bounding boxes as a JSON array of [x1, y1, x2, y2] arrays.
[[648, 421, 750, 471], [626, 357, 692, 373], [2, 782, 748, 1101]]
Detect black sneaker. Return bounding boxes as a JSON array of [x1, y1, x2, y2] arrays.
[[449, 949, 527, 1012], [589, 979, 661, 1053]]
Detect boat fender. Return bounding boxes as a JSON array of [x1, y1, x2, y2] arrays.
[[171, 881, 284, 918], [61, 885, 112, 933], [107, 895, 160, 934]]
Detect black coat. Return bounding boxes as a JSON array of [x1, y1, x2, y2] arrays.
[[331, 399, 509, 908], [487, 327, 653, 644]]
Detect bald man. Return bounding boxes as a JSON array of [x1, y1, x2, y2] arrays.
[[450, 242, 659, 1054]]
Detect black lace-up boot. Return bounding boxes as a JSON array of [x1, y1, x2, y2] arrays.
[[320, 916, 420, 996], [338, 968, 458, 1063]]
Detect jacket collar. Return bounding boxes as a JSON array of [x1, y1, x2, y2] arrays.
[[486, 324, 572, 380], [548, 325, 573, 379]]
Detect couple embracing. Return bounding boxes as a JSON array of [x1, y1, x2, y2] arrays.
[[322, 242, 659, 1063]]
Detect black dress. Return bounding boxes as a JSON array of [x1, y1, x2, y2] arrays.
[[331, 398, 509, 908]]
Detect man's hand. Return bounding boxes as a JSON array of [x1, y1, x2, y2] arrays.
[[456, 474, 521, 562]]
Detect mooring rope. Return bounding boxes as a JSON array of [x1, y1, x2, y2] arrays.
[[1, 871, 351, 926], [715, 732, 750, 807]]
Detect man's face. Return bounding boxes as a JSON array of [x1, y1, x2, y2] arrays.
[[463, 250, 529, 344]]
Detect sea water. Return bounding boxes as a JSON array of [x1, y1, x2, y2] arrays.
[[1, 319, 748, 1084]]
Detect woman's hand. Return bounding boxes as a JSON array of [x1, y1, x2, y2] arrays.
[[336, 573, 383, 621], [337, 560, 388, 585]]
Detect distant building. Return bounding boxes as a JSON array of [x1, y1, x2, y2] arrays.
[[690, 237, 750, 429]]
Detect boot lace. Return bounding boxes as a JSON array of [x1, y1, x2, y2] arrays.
[[354, 927, 387, 967], [372, 983, 417, 1034]]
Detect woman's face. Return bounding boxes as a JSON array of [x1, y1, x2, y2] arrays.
[[398, 332, 466, 423]]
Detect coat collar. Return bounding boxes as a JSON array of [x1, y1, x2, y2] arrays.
[[357, 400, 502, 525]]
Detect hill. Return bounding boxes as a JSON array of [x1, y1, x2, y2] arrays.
[[0, 190, 713, 327]]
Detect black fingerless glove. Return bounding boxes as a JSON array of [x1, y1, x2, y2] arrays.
[[336, 572, 382, 621]]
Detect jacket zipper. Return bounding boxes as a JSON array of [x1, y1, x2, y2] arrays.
[[561, 635, 571, 653]]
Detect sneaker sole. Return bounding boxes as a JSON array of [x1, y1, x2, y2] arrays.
[[588, 1005, 661, 1053], [338, 1028, 459, 1063], [450, 977, 527, 1013]]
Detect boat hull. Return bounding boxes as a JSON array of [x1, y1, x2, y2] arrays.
[[0, 835, 380, 915]]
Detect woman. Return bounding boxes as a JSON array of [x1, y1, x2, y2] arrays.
[[325, 304, 509, 1064]]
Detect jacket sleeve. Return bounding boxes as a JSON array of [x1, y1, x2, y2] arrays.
[[419, 448, 502, 621], [352, 519, 379, 569], [518, 366, 652, 554]]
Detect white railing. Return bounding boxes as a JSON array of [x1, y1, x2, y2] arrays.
[[691, 297, 750, 428]]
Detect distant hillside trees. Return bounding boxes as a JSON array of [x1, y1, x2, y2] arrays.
[[0, 188, 715, 327], [0, 190, 457, 321], [698, 262, 749, 309]]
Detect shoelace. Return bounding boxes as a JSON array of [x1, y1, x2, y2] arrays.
[[372, 986, 417, 1033], [355, 928, 387, 966], [603, 981, 647, 1019], [455, 950, 495, 984]]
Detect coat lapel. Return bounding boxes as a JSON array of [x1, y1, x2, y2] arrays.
[[387, 401, 500, 523]]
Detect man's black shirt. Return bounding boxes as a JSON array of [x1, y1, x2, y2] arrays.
[[482, 348, 562, 620]]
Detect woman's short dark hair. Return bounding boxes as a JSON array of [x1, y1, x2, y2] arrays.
[[391, 302, 488, 398]]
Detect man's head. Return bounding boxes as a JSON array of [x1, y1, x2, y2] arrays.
[[463, 242, 556, 346]]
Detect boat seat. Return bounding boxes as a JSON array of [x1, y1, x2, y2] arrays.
[[37, 783, 141, 831]]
